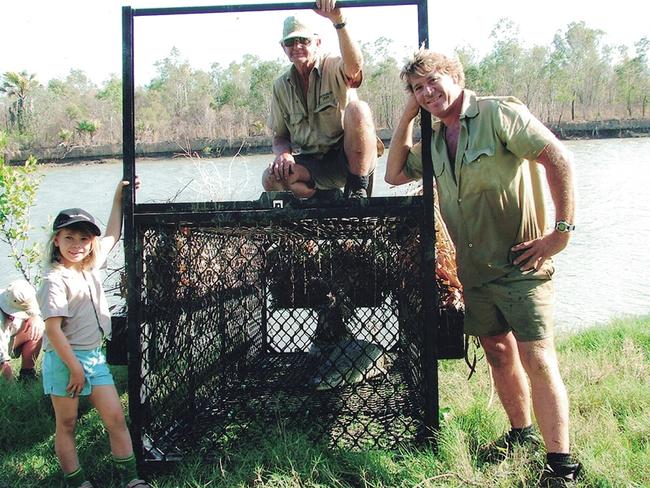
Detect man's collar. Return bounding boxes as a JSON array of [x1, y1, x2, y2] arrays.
[[287, 54, 324, 81], [459, 89, 479, 119]]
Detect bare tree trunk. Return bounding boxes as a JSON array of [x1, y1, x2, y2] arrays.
[[627, 90, 633, 117], [571, 91, 576, 121]]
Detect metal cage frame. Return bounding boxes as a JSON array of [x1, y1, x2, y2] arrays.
[[122, 0, 445, 465]]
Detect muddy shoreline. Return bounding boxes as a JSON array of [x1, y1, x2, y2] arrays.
[[9, 119, 650, 165]]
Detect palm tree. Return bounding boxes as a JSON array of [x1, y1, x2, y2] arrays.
[[0, 71, 39, 133], [75, 119, 100, 143]]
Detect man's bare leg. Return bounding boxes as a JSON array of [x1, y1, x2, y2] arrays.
[[480, 332, 533, 429], [518, 337, 570, 453], [343, 100, 377, 176], [343, 101, 377, 196]]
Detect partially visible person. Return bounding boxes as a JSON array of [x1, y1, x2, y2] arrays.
[[37, 179, 150, 488], [385, 48, 580, 486], [0, 279, 44, 382], [262, 0, 381, 199]]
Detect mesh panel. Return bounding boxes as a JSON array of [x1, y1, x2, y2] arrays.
[[131, 204, 457, 462]]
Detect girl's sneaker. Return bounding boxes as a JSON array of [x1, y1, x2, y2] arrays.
[[126, 480, 151, 488]]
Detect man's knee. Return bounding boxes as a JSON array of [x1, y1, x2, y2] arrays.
[[480, 333, 519, 369], [262, 167, 282, 191], [344, 100, 374, 128], [519, 338, 560, 378]]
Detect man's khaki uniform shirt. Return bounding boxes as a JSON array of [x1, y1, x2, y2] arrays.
[[405, 90, 557, 289], [268, 53, 359, 158]]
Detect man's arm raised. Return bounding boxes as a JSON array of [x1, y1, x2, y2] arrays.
[[314, 1, 362, 83], [385, 94, 421, 186]]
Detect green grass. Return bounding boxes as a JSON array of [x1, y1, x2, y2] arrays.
[[2, 315, 649, 487]]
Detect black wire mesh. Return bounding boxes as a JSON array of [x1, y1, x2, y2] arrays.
[[130, 201, 462, 462]]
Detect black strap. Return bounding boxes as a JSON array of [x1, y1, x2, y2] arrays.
[[83, 271, 103, 337], [464, 335, 483, 380]]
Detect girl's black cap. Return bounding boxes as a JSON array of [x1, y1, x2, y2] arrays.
[[53, 208, 101, 236]]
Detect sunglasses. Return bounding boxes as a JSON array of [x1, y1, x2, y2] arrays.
[[282, 37, 312, 48]]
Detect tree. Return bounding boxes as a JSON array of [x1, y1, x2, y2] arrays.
[[358, 37, 403, 129], [550, 22, 608, 120], [0, 131, 42, 284], [142, 48, 216, 141], [0, 71, 40, 134], [478, 18, 524, 95], [455, 46, 481, 91], [614, 38, 650, 117], [248, 59, 284, 132], [96, 75, 123, 140], [209, 54, 285, 138], [75, 119, 100, 142]]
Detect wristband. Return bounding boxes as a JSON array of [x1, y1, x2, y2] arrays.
[[333, 20, 347, 30]]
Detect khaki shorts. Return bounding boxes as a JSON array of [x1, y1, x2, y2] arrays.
[[296, 141, 378, 191], [463, 272, 555, 342]]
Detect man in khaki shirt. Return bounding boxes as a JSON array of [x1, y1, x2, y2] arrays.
[[263, 0, 378, 199], [385, 49, 580, 485]]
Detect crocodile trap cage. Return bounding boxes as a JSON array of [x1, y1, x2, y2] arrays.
[[120, 0, 463, 466]]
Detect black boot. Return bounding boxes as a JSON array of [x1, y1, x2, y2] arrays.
[[539, 457, 581, 487], [18, 368, 37, 382], [344, 173, 372, 198]]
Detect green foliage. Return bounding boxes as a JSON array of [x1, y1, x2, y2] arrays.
[[96, 74, 123, 112], [358, 37, 404, 129], [211, 55, 284, 129], [75, 119, 100, 142], [57, 128, 74, 145], [614, 38, 650, 117], [0, 133, 42, 283]]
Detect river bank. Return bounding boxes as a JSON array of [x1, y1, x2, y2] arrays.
[[7, 118, 650, 165]]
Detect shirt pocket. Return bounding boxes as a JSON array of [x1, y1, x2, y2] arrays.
[[315, 93, 342, 138], [463, 144, 495, 165], [289, 112, 306, 126], [461, 143, 499, 193]]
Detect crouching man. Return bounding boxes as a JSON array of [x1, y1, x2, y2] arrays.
[[263, 1, 381, 199]]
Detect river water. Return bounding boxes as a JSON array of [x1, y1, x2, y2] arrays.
[[3, 137, 649, 332]]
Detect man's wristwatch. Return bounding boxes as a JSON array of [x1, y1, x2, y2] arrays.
[[555, 220, 575, 233], [333, 19, 347, 29]]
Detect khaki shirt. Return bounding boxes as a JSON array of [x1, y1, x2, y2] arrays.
[[38, 266, 112, 351], [268, 53, 360, 157], [1, 315, 23, 362], [405, 90, 556, 288]]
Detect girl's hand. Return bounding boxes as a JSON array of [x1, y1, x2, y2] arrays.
[[116, 176, 141, 196], [66, 362, 86, 397]]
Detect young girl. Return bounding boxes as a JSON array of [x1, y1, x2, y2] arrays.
[[37, 179, 150, 488]]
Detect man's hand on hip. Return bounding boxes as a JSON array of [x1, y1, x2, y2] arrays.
[[511, 231, 571, 271]]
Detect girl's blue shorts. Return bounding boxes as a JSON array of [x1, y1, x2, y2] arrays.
[[42, 347, 114, 397]]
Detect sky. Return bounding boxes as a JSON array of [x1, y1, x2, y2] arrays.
[[2, 0, 648, 87]]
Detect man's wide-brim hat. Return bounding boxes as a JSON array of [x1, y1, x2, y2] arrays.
[[53, 208, 101, 236], [0, 279, 40, 320], [281, 15, 318, 43]]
